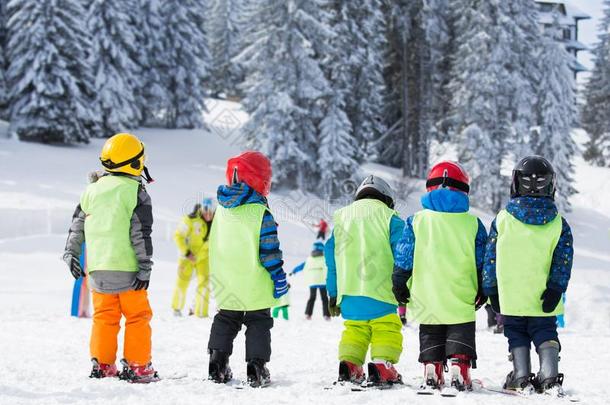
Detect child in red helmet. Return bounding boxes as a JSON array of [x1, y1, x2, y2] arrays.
[[392, 161, 488, 394], [206, 151, 288, 388]]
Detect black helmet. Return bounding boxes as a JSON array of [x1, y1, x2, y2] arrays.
[[355, 175, 395, 208], [511, 156, 556, 199]]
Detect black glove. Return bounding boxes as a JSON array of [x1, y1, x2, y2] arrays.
[[392, 272, 410, 304], [475, 286, 486, 311], [541, 288, 562, 313], [132, 277, 150, 291], [489, 295, 501, 314], [67, 255, 85, 280], [328, 296, 341, 317]]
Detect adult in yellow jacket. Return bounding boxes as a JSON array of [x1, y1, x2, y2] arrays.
[[171, 198, 215, 317]]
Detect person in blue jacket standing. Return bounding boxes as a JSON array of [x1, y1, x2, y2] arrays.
[[483, 156, 573, 395]]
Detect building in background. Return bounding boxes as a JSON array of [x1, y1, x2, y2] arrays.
[[536, 1, 591, 78]]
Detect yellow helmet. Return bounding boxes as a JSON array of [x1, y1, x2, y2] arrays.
[[99, 133, 145, 177]]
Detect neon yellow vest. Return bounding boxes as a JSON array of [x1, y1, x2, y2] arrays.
[[333, 199, 397, 306], [408, 210, 479, 325], [304, 255, 327, 287], [496, 209, 563, 317], [80, 175, 139, 273], [209, 204, 277, 311]]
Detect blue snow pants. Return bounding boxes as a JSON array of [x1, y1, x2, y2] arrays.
[[504, 316, 559, 351]]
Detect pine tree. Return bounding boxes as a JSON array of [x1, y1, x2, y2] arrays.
[[533, 16, 577, 211], [88, 0, 142, 135], [318, 1, 360, 197], [449, 0, 512, 210], [582, 0, 610, 166], [0, 0, 8, 119], [135, 0, 167, 126], [241, 0, 332, 191], [341, 1, 388, 161], [7, 0, 98, 143], [160, 0, 210, 129], [207, 0, 242, 98]]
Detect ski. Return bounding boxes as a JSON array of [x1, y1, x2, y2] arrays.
[[472, 379, 580, 402]]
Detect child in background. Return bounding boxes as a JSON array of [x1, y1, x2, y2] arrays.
[[290, 241, 330, 320], [207, 151, 288, 388], [63, 133, 157, 383], [171, 198, 215, 317], [326, 175, 404, 387], [393, 161, 487, 394], [483, 156, 573, 395]]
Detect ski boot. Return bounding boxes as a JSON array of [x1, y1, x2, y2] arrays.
[[532, 341, 564, 395], [119, 359, 159, 383], [173, 309, 182, 317], [208, 350, 232, 384], [337, 361, 365, 385], [448, 355, 473, 391], [504, 346, 535, 393], [90, 358, 118, 379], [246, 358, 271, 388], [367, 360, 402, 387], [418, 361, 445, 394]]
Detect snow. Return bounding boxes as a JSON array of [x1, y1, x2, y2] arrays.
[[1, 104, 610, 404]]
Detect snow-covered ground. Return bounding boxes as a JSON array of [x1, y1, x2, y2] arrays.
[[1, 103, 609, 404]]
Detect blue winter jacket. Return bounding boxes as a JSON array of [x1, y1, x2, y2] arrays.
[[325, 207, 405, 321], [393, 189, 488, 285], [217, 183, 287, 289], [482, 196, 573, 296]]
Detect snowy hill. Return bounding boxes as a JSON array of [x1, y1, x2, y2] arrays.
[[1, 106, 609, 404]]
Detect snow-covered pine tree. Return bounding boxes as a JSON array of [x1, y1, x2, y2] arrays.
[[241, 0, 332, 191], [207, 0, 242, 98], [533, 14, 578, 211], [7, 0, 99, 143], [318, 0, 360, 198], [340, 1, 388, 161], [449, 0, 512, 211], [0, 0, 8, 119], [499, 0, 542, 159], [135, 0, 167, 126], [160, 0, 210, 129], [88, 0, 142, 135], [582, 0, 610, 166]]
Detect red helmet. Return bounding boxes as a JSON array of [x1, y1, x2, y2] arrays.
[[226, 151, 272, 196], [426, 161, 470, 194]]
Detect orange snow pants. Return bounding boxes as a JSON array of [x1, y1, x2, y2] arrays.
[[90, 290, 153, 365]]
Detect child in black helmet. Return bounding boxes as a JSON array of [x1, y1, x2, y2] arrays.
[[483, 156, 574, 395]]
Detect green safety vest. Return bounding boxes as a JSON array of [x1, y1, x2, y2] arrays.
[[209, 203, 277, 311], [80, 175, 140, 273], [304, 255, 327, 287], [408, 210, 479, 325], [333, 199, 397, 306], [496, 209, 563, 317]]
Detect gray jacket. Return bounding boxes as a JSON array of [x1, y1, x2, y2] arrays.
[[63, 172, 154, 293]]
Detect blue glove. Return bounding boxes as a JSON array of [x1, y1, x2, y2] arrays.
[[270, 269, 289, 299]]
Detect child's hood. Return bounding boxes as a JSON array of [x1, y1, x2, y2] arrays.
[[420, 188, 469, 213], [217, 182, 267, 208], [506, 196, 558, 225]]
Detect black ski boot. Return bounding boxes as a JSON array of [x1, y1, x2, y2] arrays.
[[208, 350, 232, 384], [504, 346, 535, 393], [246, 359, 271, 388], [532, 340, 564, 395]]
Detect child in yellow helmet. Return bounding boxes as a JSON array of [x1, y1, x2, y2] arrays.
[[63, 133, 158, 383]]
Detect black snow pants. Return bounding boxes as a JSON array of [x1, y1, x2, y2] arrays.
[[419, 322, 477, 364], [305, 286, 330, 317], [208, 309, 274, 362]]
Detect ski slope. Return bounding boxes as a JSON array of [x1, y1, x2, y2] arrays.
[[0, 103, 609, 404]]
